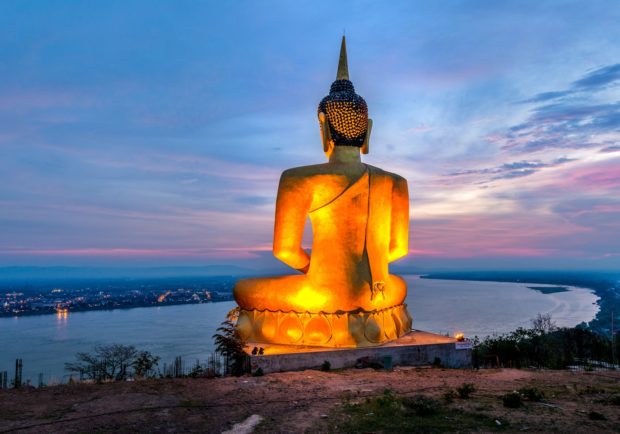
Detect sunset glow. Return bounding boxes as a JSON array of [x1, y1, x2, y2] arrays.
[[1, 2, 619, 271]]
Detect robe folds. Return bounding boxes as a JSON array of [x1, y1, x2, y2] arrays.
[[307, 164, 393, 302]]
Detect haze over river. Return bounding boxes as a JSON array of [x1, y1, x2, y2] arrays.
[[1, 276, 598, 383]]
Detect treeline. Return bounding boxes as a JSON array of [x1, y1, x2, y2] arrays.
[[474, 314, 620, 369]]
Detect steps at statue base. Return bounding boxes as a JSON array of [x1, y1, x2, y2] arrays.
[[245, 330, 472, 374]]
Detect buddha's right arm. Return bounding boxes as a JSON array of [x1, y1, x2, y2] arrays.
[[272, 172, 311, 271], [388, 175, 410, 262]]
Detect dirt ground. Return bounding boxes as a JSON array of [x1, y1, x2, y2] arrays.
[[1, 367, 619, 433]]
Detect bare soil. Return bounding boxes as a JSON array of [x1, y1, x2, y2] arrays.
[[1, 368, 619, 433]]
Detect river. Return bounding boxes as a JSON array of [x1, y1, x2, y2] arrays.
[[0, 275, 599, 383]]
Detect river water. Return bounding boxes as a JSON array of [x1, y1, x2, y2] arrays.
[[0, 276, 599, 383]]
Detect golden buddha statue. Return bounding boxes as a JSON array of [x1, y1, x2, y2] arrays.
[[234, 37, 412, 348]]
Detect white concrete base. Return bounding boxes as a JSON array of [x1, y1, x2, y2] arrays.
[[246, 330, 472, 374]]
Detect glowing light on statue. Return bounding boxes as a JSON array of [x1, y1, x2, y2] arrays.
[[233, 36, 413, 348]]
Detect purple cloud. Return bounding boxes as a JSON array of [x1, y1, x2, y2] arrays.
[[446, 157, 575, 181], [572, 63, 620, 90]]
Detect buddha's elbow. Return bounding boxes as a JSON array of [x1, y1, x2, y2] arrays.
[[274, 245, 309, 270], [389, 246, 408, 262], [273, 246, 287, 262], [273, 245, 295, 265]]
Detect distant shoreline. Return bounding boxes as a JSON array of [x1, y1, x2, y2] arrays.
[[0, 298, 234, 319]]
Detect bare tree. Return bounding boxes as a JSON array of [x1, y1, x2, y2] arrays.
[[65, 344, 138, 382], [531, 313, 557, 334]]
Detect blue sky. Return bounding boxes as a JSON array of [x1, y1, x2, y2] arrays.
[[1, 0, 619, 271]]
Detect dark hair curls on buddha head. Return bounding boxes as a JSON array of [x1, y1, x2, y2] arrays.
[[318, 36, 369, 148]]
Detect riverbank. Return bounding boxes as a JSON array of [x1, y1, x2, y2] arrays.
[[421, 271, 620, 336], [1, 367, 619, 433]]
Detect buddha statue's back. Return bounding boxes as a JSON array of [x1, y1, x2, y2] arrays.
[[233, 37, 412, 347]]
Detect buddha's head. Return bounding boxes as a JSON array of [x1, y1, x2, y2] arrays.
[[318, 36, 372, 158]]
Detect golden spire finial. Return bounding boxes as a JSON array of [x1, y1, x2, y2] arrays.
[[336, 35, 349, 80]]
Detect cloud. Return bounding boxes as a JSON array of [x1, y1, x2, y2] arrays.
[[520, 63, 620, 104], [410, 212, 588, 259], [496, 102, 620, 153], [572, 63, 620, 90], [446, 157, 574, 181], [494, 63, 620, 153], [600, 145, 620, 153], [519, 90, 574, 104]]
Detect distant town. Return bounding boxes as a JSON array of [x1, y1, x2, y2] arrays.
[[0, 276, 236, 317]]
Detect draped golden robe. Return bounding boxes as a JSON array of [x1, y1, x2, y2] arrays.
[[234, 164, 412, 347]]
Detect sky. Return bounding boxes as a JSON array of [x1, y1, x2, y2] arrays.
[[1, 0, 619, 272]]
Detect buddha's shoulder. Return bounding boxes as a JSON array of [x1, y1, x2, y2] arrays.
[[281, 163, 407, 184], [365, 164, 408, 184], [279, 163, 339, 179]]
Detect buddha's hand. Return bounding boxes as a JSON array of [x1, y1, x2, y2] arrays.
[[297, 262, 310, 274], [370, 281, 386, 301]]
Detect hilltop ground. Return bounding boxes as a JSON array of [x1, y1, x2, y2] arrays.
[[1, 368, 619, 433]]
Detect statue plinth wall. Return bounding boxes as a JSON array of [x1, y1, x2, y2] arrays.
[[246, 330, 473, 374]]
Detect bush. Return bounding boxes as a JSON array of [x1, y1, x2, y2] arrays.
[[252, 367, 264, 377], [475, 316, 614, 369], [133, 351, 160, 378], [320, 360, 331, 371], [334, 389, 504, 433], [457, 383, 476, 399], [212, 308, 248, 376], [518, 386, 544, 402], [189, 360, 207, 378], [502, 391, 523, 408], [402, 395, 441, 416], [442, 389, 457, 403], [588, 410, 606, 420]]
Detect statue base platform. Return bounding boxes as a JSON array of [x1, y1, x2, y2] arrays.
[[237, 304, 413, 347], [245, 330, 472, 374]]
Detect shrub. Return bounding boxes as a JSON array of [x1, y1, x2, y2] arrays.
[[320, 360, 331, 371], [189, 361, 206, 378], [442, 389, 457, 403], [518, 386, 544, 402], [475, 316, 614, 369], [402, 395, 441, 416], [212, 308, 248, 376], [457, 383, 476, 399], [133, 351, 160, 378], [588, 410, 606, 420], [502, 391, 523, 408], [252, 367, 264, 377]]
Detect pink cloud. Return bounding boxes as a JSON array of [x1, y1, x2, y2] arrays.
[[406, 124, 433, 134], [410, 213, 589, 259]]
